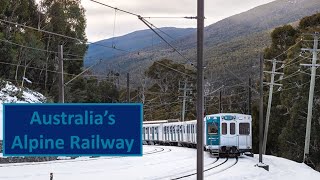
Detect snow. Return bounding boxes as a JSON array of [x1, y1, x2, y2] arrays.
[[0, 145, 319, 180], [0, 80, 46, 139], [0, 80, 319, 179]]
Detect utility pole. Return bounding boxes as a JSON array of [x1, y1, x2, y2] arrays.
[[301, 33, 319, 163], [137, 87, 140, 102], [248, 77, 252, 115], [259, 55, 264, 164], [181, 79, 187, 122], [58, 45, 64, 103], [219, 90, 222, 113], [127, 73, 130, 102], [196, 0, 204, 179], [257, 54, 269, 171], [262, 59, 283, 154], [179, 79, 193, 122]]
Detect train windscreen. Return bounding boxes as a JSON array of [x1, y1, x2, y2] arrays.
[[208, 123, 218, 134]]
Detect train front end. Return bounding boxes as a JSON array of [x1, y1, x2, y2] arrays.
[[205, 113, 252, 157]]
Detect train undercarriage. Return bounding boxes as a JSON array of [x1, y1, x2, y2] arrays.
[[143, 140, 253, 158]]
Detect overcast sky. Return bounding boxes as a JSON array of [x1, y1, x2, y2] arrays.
[[40, 0, 275, 42]]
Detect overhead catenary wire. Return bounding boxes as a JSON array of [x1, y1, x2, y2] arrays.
[[139, 17, 191, 63], [142, 16, 197, 19], [88, 0, 192, 64]]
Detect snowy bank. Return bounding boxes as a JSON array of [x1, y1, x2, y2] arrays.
[[0, 80, 46, 139]]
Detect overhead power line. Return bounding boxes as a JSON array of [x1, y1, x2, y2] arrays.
[[0, 38, 83, 58], [88, 0, 192, 64], [0, 61, 76, 76], [0, 18, 129, 53], [143, 16, 197, 19]]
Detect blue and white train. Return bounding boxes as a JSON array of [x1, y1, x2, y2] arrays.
[[142, 113, 252, 157]]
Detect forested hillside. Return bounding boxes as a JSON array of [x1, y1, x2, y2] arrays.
[[89, 0, 320, 87], [0, 0, 119, 103], [251, 13, 320, 171]]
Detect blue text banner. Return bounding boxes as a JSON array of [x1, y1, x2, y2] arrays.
[[3, 103, 142, 156]]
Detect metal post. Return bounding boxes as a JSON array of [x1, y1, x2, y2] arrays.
[[58, 45, 64, 103], [259, 54, 264, 163], [196, 0, 204, 179], [219, 90, 222, 113], [182, 79, 187, 122], [262, 59, 276, 155], [248, 77, 252, 115], [127, 73, 130, 102], [303, 34, 319, 162]]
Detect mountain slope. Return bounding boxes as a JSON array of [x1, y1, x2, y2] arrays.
[[84, 27, 195, 66], [89, 0, 320, 82]]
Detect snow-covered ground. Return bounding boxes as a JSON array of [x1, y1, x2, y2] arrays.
[[0, 145, 319, 180], [0, 80, 46, 139], [1, 80, 319, 179]]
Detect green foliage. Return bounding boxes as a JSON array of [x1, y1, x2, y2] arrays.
[[251, 12, 320, 170], [0, 0, 91, 103], [142, 59, 196, 121]]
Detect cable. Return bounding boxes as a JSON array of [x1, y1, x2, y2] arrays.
[[112, 9, 117, 48], [0, 61, 76, 76], [88, 0, 191, 64], [143, 16, 197, 19], [146, 21, 176, 41], [0, 18, 129, 53], [154, 61, 194, 78], [139, 17, 191, 62], [0, 38, 83, 58], [269, 39, 303, 61], [89, 0, 139, 16]]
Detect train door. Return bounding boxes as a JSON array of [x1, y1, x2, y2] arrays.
[[143, 128, 145, 140], [147, 127, 150, 140], [155, 127, 159, 141], [187, 125, 190, 142], [206, 116, 220, 146], [191, 124, 195, 143], [238, 122, 251, 149], [150, 127, 154, 140], [170, 126, 173, 141], [166, 126, 170, 141], [177, 126, 180, 141], [182, 125, 185, 141]]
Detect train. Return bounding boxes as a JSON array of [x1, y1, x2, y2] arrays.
[[142, 113, 252, 157]]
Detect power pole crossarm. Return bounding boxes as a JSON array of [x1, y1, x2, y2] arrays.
[[262, 58, 283, 155], [302, 34, 319, 163]]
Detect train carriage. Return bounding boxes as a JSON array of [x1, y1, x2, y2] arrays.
[[205, 113, 252, 156], [142, 113, 252, 157]]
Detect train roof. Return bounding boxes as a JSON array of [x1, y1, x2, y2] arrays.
[[206, 113, 250, 116]]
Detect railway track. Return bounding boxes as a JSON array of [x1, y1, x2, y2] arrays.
[[0, 147, 168, 167], [169, 157, 238, 180]]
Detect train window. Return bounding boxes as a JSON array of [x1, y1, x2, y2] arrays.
[[230, 123, 235, 135], [143, 128, 145, 134], [208, 123, 218, 134], [222, 123, 227, 135], [239, 123, 250, 135]]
